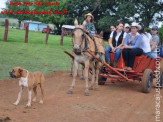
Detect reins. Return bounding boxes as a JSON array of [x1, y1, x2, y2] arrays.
[[72, 27, 98, 54]]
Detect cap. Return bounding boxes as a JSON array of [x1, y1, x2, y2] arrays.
[[152, 26, 158, 31]]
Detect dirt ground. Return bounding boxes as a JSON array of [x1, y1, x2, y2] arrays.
[[0, 71, 162, 122]]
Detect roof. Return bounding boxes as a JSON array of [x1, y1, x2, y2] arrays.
[[62, 25, 75, 29], [23, 20, 46, 25]]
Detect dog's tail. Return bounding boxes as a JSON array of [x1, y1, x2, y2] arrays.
[[40, 73, 45, 84]]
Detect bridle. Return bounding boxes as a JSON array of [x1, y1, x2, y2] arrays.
[[72, 27, 89, 52], [72, 27, 98, 54]]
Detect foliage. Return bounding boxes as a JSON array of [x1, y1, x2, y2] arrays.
[[158, 27, 163, 45], [66, 0, 163, 30], [4, 0, 32, 28], [3, 0, 163, 31], [31, 0, 68, 30], [145, 28, 152, 33]]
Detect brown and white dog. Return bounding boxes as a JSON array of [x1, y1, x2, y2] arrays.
[[9, 67, 45, 107]]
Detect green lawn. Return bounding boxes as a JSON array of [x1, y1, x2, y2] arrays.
[[0, 26, 73, 80]]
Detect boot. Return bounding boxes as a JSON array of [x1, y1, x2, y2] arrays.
[[105, 58, 111, 65], [113, 60, 118, 68]]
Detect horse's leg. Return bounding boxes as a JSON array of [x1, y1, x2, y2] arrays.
[[89, 62, 95, 90], [77, 68, 80, 77], [80, 65, 84, 80], [94, 62, 100, 90], [67, 60, 78, 94], [70, 59, 73, 77], [84, 60, 90, 96]]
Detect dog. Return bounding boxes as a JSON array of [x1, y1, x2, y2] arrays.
[[9, 67, 45, 107]]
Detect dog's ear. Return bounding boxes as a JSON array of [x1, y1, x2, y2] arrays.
[[19, 68, 23, 73]]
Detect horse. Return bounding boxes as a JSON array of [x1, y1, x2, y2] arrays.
[[67, 18, 104, 96]]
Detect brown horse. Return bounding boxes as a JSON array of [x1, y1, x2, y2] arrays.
[[67, 18, 104, 96]]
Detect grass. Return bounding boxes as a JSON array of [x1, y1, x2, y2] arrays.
[[0, 26, 73, 80]]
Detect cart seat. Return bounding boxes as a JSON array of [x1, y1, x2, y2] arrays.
[[109, 53, 156, 72], [110, 53, 125, 68]]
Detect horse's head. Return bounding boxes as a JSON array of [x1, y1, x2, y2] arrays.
[[72, 18, 87, 55]]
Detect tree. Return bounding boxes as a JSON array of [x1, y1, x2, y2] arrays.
[[3, 0, 163, 31], [131, 0, 163, 27], [4, 0, 32, 29], [31, 0, 69, 30], [65, 0, 163, 31], [65, 0, 117, 31]]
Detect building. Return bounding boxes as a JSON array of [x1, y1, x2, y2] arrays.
[[22, 20, 47, 31]]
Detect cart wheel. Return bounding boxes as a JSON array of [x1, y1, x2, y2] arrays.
[[98, 76, 107, 85], [98, 66, 107, 85], [142, 69, 153, 93]]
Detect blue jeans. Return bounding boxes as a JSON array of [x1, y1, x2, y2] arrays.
[[105, 46, 121, 61], [144, 52, 157, 59]]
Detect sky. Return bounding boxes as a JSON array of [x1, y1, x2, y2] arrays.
[[0, 0, 162, 27], [0, 0, 6, 12]]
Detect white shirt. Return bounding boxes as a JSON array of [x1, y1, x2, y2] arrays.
[[140, 32, 152, 53], [110, 31, 127, 47]]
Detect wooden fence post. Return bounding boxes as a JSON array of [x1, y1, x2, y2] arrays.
[[4, 19, 9, 42], [60, 27, 65, 46], [45, 25, 49, 44], [24, 23, 29, 43]]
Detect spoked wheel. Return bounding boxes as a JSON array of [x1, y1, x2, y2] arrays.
[[98, 66, 107, 85], [98, 76, 107, 85], [142, 69, 153, 93]]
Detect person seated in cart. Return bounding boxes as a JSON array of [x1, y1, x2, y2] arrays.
[[122, 22, 143, 71], [84, 13, 96, 34], [124, 23, 130, 34], [110, 25, 116, 32], [105, 22, 126, 67], [145, 26, 159, 59], [139, 27, 152, 56]]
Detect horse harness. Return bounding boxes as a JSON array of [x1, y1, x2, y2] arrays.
[[72, 27, 98, 55]]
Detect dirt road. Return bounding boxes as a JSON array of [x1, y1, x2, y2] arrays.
[[0, 71, 162, 122]]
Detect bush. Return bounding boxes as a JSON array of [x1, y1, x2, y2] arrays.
[[1, 21, 5, 26], [145, 28, 151, 33], [158, 27, 163, 45]]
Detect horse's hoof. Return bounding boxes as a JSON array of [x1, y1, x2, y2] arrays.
[[85, 92, 89, 96], [88, 87, 93, 90], [80, 77, 84, 80], [67, 90, 73, 94], [70, 74, 73, 77]]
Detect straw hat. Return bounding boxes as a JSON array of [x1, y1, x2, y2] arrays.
[[131, 22, 141, 30], [84, 13, 94, 19]]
